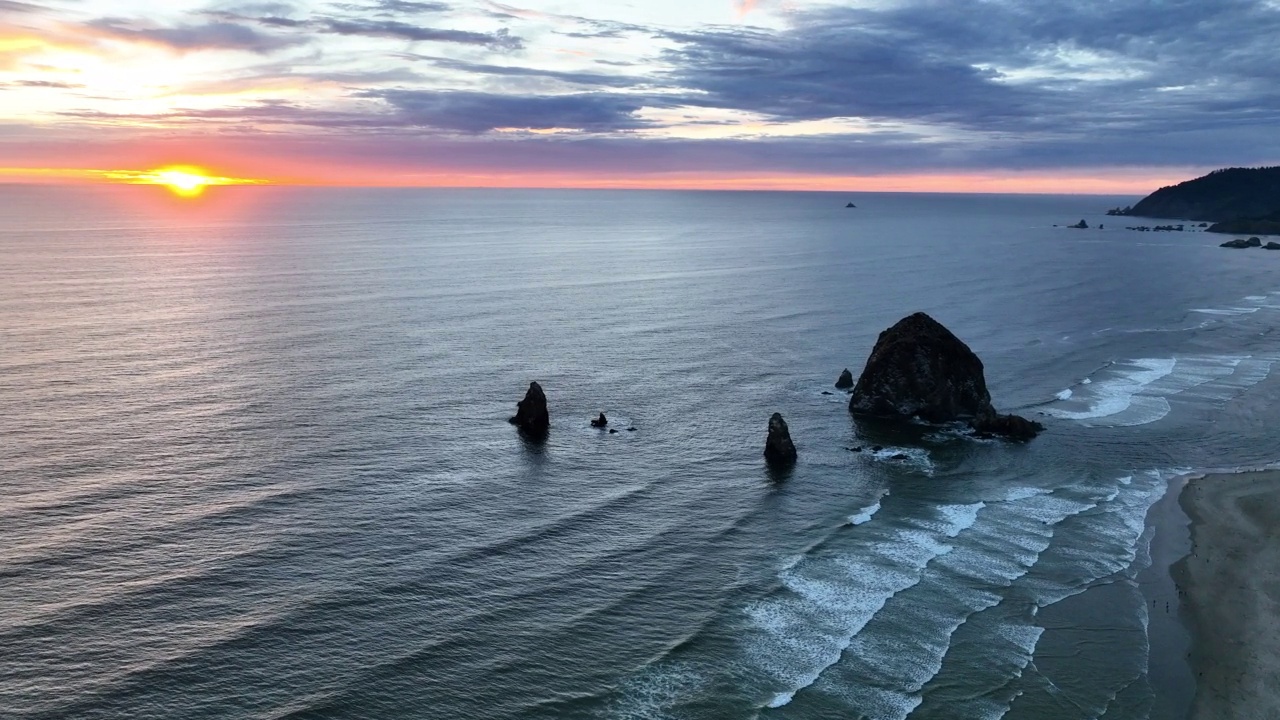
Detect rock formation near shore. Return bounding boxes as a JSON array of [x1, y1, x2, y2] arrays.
[[1069, 219, 1089, 229], [764, 413, 797, 466], [509, 382, 550, 439], [848, 312, 1043, 440], [835, 369, 854, 389]]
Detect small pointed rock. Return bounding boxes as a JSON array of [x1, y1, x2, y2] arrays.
[[835, 368, 854, 390], [509, 381, 549, 439], [591, 412, 608, 428], [764, 412, 797, 467]]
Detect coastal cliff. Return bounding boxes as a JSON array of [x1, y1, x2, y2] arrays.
[[1110, 167, 1280, 233]]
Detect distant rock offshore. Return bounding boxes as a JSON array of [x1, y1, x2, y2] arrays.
[[764, 413, 797, 466], [509, 382, 550, 439], [835, 368, 854, 389], [848, 312, 1042, 440]]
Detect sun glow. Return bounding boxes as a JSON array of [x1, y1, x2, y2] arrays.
[[95, 165, 269, 197]]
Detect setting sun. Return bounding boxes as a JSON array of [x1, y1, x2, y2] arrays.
[[154, 168, 211, 197]]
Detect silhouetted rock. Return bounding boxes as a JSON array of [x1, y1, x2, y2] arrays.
[[509, 381, 549, 439], [848, 312, 1042, 440], [835, 368, 854, 389], [1220, 238, 1252, 248], [1248, 236, 1263, 247], [764, 413, 797, 467], [890, 453, 909, 460], [871, 445, 884, 452], [591, 412, 608, 428], [1265, 242, 1280, 250], [850, 446, 863, 453], [846, 202, 857, 208], [627, 427, 637, 432], [609, 428, 619, 434], [1069, 219, 1089, 229]]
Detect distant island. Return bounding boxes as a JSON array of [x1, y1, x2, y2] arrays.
[[1106, 166, 1280, 235]]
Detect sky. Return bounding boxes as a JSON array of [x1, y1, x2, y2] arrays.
[[1, 0, 1279, 192]]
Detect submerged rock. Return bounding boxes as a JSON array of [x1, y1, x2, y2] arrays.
[[848, 312, 1042, 440], [763, 413, 797, 466], [591, 412, 608, 428], [509, 381, 549, 439], [835, 368, 855, 389], [971, 412, 1043, 442]]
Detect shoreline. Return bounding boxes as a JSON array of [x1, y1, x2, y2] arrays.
[[1171, 469, 1280, 719]]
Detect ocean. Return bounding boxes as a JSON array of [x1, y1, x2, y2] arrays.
[[3, 185, 1277, 719]]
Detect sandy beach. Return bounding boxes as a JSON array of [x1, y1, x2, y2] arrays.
[[1174, 471, 1280, 719]]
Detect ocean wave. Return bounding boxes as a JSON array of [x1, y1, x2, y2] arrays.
[[1044, 354, 1275, 427]]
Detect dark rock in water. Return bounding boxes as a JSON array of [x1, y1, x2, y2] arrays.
[[1220, 238, 1253, 248], [1069, 219, 1089, 229], [1200, 223, 1209, 227], [971, 412, 1044, 442], [591, 412, 608, 428], [509, 381, 549, 439], [846, 202, 857, 208], [890, 453, 909, 460], [627, 427, 637, 432], [871, 445, 884, 452], [1248, 236, 1263, 247], [835, 368, 855, 390], [821, 391, 833, 396], [850, 446, 863, 453], [848, 312, 1042, 440], [763, 412, 797, 466], [609, 428, 619, 434], [1265, 242, 1280, 250]]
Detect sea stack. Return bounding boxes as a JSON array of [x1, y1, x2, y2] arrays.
[[848, 312, 1043, 440], [509, 381, 550, 439], [591, 412, 608, 428], [764, 413, 798, 466], [835, 368, 855, 390]]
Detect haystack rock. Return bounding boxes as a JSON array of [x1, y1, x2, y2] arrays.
[[509, 381, 549, 439], [848, 312, 1043, 440], [835, 368, 855, 389], [764, 413, 797, 466]]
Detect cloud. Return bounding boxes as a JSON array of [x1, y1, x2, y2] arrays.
[[85, 17, 302, 53], [0, 0, 53, 13], [318, 19, 523, 48], [402, 54, 640, 88], [362, 89, 657, 132], [1, 79, 83, 88]]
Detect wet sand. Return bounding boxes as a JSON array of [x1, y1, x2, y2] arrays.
[[1174, 471, 1280, 719]]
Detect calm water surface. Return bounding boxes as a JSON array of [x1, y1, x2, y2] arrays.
[[4, 186, 1279, 719]]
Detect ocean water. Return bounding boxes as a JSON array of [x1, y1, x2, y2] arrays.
[[3, 185, 1279, 719]]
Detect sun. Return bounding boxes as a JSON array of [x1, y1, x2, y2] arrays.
[[92, 165, 269, 197], [154, 168, 212, 197]]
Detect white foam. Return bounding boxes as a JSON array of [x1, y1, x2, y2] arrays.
[[743, 502, 987, 710], [848, 501, 882, 526], [1055, 388, 1073, 401], [1082, 378, 1092, 385], [1003, 487, 1051, 502], [1191, 307, 1259, 316], [1044, 357, 1174, 424]]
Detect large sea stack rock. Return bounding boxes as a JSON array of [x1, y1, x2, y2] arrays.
[[849, 312, 1042, 440], [835, 369, 855, 390], [764, 413, 797, 466], [509, 382, 550, 439]]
